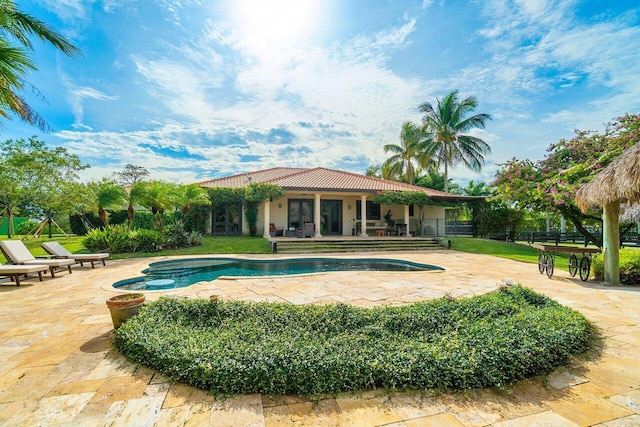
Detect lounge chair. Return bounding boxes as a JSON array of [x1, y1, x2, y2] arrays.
[[296, 222, 315, 238], [0, 240, 74, 278], [269, 223, 284, 237], [0, 262, 49, 286], [41, 241, 108, 268]]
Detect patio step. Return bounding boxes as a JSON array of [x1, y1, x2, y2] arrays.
[[272, 238, 446, 254]]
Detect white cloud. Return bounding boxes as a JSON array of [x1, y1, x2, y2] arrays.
[[61, 78, 117, 129]]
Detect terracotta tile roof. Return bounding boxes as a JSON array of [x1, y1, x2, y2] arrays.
[[198, 167, 472, 198], [198, 167, 308, 188]]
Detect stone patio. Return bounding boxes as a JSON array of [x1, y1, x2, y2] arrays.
[[1, 250, 639, 426]]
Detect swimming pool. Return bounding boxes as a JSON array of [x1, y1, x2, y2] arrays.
[[113, 257, 443, 291]]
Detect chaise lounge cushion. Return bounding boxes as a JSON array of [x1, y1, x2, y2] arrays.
[[41, 241, 108, 268], [0, 240, 74, 278], [0, 262, 49, 286]]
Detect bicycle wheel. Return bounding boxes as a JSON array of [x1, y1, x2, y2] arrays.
[[538, 253, 546, 274], [568, 254, 578, 277], [545, 255, 554, 278], [579, 257, 591, 281]]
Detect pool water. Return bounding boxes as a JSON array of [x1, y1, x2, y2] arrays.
[[113, 257, 443, 291]]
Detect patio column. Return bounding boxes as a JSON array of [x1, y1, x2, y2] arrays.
[[360, 195, 368, 237], [404, 205, 410, 235], [314, 193, 322, 237], [263, 200, 271, 239], [603, 200, 620, 285]]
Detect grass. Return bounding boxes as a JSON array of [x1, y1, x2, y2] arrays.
[[0, 235, 270, 263], [449, 237, 575, 272]]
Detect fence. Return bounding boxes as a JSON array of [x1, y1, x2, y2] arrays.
[[420, 219, 473, 237], [517, 230, 640, 246]]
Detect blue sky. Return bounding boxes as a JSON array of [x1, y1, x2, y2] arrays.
[[5, 0, 640, 186]]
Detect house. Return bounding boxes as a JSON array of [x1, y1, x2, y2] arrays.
[[198, 167, 473, 238]]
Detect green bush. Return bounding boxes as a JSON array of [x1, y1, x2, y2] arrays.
[[116, 286, 596, 395], [15, 220, 40, 235], [592, 248, 640, 284], [128, 229, 165, 252], [132, 211, 154, 230], [83, 224, 131, 253]]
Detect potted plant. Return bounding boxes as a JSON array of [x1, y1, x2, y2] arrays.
[[106, 293, 146, 329]]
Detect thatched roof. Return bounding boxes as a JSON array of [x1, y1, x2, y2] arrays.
[[576, 143, 640, 211]]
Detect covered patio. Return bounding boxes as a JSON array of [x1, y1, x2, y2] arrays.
[[199, 167, 478, 239]]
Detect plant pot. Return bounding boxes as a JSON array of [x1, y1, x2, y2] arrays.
[[106, 293, 146, 329]]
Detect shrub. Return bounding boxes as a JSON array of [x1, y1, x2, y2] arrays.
[[83, 224, 130, 253], [116, 286, 596, 395], [132, 211, 154, 230], [163, 219, 204, 249], [128, 229, 164, 253], [15, 220, 40, 235], [592, 248, 640, 285]]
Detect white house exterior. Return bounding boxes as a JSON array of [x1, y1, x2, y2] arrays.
[[198, 167, 471, 238]]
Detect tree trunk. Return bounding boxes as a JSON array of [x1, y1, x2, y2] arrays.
[[563, 209, 603, 247], [98, 207, 107, 225], [603, 200, 620, 285], [127, 204, 134, 228]]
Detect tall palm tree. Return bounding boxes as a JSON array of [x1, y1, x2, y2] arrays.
[[0, 0, 81, 130], [382, 121, 435, 183], [419, 90, 492, 192]]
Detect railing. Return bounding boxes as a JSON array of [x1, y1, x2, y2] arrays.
[[517, 230, 640, 247], [420, 219, 473, 237]]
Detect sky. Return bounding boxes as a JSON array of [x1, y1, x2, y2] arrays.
[[4, 0, 640, 187]]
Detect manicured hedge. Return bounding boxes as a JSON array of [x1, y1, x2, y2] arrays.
[[592, 247, 640, 285], [115, 286, 595, 395]]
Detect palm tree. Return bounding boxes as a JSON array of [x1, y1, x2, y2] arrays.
[[170, 184, 210, 218], [419, 90, 492, 192], [125, 181, 146, 228], [88, 179, 126, 225], [139, 180, 177, 230], [382, 121, 435, 183], [0, 0, 81, 130]]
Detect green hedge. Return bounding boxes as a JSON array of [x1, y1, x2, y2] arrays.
[[592, 247, 640, 284], [116, 286, 596, 395]]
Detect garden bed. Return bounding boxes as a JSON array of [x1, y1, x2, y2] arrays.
[[115, 286, 596, 395]]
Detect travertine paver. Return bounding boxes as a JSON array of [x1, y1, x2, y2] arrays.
[[1, 250, 640, 426]]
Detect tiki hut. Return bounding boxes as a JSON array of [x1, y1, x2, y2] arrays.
[[575, 142, 640, 284]]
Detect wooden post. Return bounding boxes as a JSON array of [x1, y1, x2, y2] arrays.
[[602, 200, 620, 285]]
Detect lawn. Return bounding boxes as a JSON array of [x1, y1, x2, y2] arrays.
[[449, 237, 575, 272], [0, 235, 270, 263]]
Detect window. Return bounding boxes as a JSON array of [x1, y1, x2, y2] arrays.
[[356, 201, 380, 220], [409, 204, 414, 217]]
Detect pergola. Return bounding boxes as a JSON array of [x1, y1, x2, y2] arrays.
[[575, 143, 640, 285]]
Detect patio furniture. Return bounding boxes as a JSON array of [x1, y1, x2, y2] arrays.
[[41, 241, 108, 268], [269, 223, 284, 237], [0, 240, 74, 278], [296, 222, 315, 238], [0, 262, 49, 286]]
